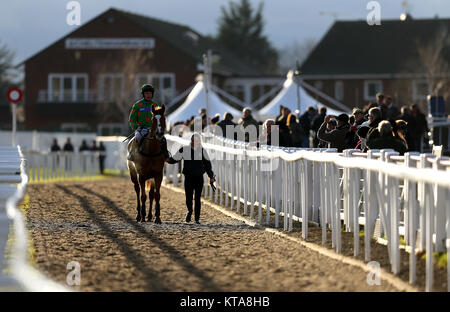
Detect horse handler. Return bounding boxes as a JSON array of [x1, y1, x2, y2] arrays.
[[167, 133, 215, 224]]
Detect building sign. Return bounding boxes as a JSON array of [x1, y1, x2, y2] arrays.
[[65, 38, 155, 49]]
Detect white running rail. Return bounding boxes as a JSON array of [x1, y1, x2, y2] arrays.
[[0, 145, 69, 291], [164, 133, 450, 292]]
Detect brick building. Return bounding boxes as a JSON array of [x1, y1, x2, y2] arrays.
[[22, 8, 280, 135], [300, 17, 450, 115]]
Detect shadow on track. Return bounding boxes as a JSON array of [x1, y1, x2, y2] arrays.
[[55, 184, 170, 291], [73, 184, 222, 292]]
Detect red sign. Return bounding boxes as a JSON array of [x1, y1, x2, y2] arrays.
[[7, 87, 23, 103]]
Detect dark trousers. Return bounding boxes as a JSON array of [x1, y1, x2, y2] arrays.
[[184, 175, 204, 221]]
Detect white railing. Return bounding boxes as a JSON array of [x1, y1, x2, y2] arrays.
[[0, 145, 68, 291], [164, 133, 450, 292], [23, 151, 103, 182]]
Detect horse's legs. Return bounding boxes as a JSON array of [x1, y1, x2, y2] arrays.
[[154, 176, 163, 224], [130, 166, 141, 222], [139, 176, 147, 222], [147, 184, 154, 222]]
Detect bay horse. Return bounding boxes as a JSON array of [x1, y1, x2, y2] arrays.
[[127, 105, 166, 223]]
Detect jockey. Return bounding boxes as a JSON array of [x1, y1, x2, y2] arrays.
[[128, 84, 170, 160]]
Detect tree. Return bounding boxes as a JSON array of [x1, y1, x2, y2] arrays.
[[216, 0, 279, 74], [94, 49, 154, 134], [0, 41, 17, 106], [416, 27, 450, 101], [278, 38, 317, 74]]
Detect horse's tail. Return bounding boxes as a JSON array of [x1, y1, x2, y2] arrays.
[[145, 178, 155, 191]]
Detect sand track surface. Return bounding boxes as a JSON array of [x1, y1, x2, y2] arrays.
[[26, 177, 399, 291]]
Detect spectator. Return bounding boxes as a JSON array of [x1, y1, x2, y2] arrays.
[[276, 107, 292, 147], [50, 138, 61, 152], [366, 120, 407, 155], [355, 126, 370, 151], [318, 118, 336, 148], [299, 106, 316, 147], [259, 119, 276, 146], [385, 96, 400, 120], [365, 107, 383, 150], [397, 106, 417, 151], [98, 141, 106, 174], [317, 113, 351, 152], [216, 112, 237, 139], [276, 105, 285, 122], [411, 104, 429, 152], [63, 137, 74, 152], [79, 140, 89, 152], [285, 108, 305, 147], [90, 140, 98, 151], [352, 108, 367, 127], [210, 113, 220, 125], [376, 93, 387, 119], [238, 107, 259, 142], [311, 107, 327, 147], [395, 120, 408, 150]]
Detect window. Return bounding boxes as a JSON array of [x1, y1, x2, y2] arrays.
[[48, 74, 88, 102], [364, 80, 383, 101], [135, 73, 175, 104], [98, 74, 124, 102], [334, 81, 344, 101], [412, 80, 429, 100]]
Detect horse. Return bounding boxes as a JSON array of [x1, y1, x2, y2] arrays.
[[127, 105, 166, 223]]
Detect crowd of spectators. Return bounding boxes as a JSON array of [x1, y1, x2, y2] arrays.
[[168, 92, 430, 155]]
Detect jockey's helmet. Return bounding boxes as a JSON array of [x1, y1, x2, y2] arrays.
[[141, 84, 154, 97]]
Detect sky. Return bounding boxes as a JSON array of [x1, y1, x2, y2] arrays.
[[1, 0, 450, 65]]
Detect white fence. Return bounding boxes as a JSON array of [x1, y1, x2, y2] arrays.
[[23, 151, 102, 182], [164, 133, 450, 292], [0, 145, 67, 291]]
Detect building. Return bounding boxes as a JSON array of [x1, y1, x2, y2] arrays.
[[300, 16, 450, 115], [22, 8, 282, 135]]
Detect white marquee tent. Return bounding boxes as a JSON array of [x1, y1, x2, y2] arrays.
[[258, 71, 345, 120], [167, 81, 242, 126]]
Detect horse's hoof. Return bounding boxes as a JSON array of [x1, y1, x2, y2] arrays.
[[136, 215, 141, 222], [155, 217, 162, 224]]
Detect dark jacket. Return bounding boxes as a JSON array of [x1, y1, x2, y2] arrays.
[[216, 119, 237, 138], [63, 143, 74, 152], [317, 122, 350, 152], [366, 134, 407, 155], [238, 115, 259, 142], [299, 112, 312, 134], [311, 113, 326, 132], [386, 105, 400, 120], [365, 118, 382, 148], [167, 145, 215, 179]]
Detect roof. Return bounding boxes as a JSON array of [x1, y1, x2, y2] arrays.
[[167, 81, 242, 125], [115, 8, 263, 77], [258, 71, 345, 119], [20, 8, 262, 77], [301, 18, 450, 76]]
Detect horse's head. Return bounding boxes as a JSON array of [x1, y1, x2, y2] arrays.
[[152, 104, 166, 137]]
